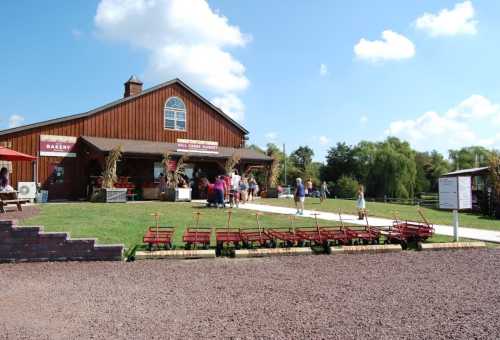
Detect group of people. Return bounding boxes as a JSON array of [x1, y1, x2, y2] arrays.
[[293, 177, 366, 218], [209, 170, 259, 208]]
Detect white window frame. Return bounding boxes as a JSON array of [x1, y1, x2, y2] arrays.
[[164, 96, 187, 131]]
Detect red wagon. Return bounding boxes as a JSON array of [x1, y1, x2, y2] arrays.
[[239, 213, 272, 248], [339, 211, 381, 245], [265, 215, 306, 247], [183, 211, 212, 250], [383, 210, 434, 249], [215, 211, 243, 256], [143, 212, 175, 250]]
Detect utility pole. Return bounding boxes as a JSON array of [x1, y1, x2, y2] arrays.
[[283, 143, 287, 187]]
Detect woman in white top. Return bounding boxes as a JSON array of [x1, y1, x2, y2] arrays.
[[356, 185, 366, 220]]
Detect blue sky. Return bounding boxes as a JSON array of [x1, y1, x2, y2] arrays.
[[1, 0, 500, 161]]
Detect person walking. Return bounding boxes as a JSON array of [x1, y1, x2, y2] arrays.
[[306, 178, 313, 197], [294, 178, 305, 215], [230, 169, 241, 208], [248, 176, 257, 202], [320, 181, 330, 203], [239, 177, 248, 204], [356, 185, 366, 220]]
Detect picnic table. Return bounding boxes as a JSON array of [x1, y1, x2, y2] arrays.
[[0, 191, 29, 213]]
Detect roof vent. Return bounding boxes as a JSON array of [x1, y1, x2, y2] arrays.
[[124, 75, 143, 98]]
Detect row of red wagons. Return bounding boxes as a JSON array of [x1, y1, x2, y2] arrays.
[[143, 210, 435, 253]]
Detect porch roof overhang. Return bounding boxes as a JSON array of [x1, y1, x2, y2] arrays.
[[79, 136, 272, 163]]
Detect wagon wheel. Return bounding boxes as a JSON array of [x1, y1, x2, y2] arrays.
[[215, 241, 223, 256], [400, 240, 408, 250], [185, 242, 192, 250], [270, 239, 277, 248], [242, 240, 250, 249], [165, 242, 171, 250], [297, 240, 305, 247]]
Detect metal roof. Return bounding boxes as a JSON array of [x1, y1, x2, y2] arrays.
[[0, 78, 248, 136], [442, 166, 490, 177], [80, 136, 272, 161]]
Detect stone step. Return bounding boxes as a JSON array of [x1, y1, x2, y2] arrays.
[[234, 247, 313, 258], [419, 241, 486, 251], [135, 249, 215, 260]]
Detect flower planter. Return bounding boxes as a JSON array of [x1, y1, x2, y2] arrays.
[[91, 188, 127, 203], [164, 188, 192, 202]]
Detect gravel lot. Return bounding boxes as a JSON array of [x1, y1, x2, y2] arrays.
[[1, 249, 499, 339]]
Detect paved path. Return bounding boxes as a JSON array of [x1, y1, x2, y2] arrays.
[[238, 203, 500, 243]]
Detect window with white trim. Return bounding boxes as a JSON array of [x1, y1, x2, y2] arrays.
[[164, 97, 186, 131]]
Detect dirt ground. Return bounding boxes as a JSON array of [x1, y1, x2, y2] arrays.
[[0, 205, 39, 222], [0, 249, 499, 340]]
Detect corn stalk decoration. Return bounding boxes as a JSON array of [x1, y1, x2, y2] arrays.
[[162, 152, 188, 188], [268, 156, 280, 188], [225, 151, 241, 175], [102, 145, 122, 189]]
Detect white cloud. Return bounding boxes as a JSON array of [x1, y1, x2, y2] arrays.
[[95, 0, 250, 120], [211, 94, 244, 122], [415, 1, 478, 37], [8, 114, 24, 128], [318, 136, 330, 146], [265, 132, 278, 142], [360, 115, 368, 125], [319, 63, 328, 76], [385, 95, 500, 152], [354, 30, 415, 62]]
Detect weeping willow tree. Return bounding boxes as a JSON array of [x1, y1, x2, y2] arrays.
[[102, 145, 122, 189], [225, 151, 241, 175], [489, 152, 500, 218]]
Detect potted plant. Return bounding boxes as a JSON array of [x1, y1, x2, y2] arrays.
[[163, 154, 192, 202], [91, 146, 127, 203]]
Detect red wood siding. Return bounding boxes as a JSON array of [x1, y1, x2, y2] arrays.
[[0, 82, 246, 198]]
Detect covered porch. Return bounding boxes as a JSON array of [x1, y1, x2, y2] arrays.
[[78, 136, 273, 200]]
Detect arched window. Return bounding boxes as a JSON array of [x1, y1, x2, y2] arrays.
[[164, 97, 186, 131]]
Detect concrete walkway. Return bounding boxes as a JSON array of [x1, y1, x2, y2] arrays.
[[238, 203, 500, 244]]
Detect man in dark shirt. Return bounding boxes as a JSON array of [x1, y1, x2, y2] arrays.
[[294, 178, 305, 215]]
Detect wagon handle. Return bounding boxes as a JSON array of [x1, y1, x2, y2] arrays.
[[255, 213, 263, 239], [288, 215, 296, 233], [338, 209, 345, 229], [312, 212, 321, 236], [225, 210, 233, 231], [364, 209, 370, 228], [192, 210, 202, 249], [150, 212, 161, 241], [417, 208, 430, 226]]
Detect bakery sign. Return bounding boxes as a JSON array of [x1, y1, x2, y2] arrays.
[[40, 135, 77, 157], [176, 139, 218, 154]]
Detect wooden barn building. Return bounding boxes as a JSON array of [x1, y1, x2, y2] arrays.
[[0, 77, 271, 200]]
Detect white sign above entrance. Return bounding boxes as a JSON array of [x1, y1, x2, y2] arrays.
[[176, 139, 218, 154]]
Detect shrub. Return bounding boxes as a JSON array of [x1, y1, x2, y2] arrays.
[[335, 175, 359, 198]]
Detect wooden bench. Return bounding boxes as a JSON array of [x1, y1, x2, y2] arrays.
[[0, 192, 29, 213]]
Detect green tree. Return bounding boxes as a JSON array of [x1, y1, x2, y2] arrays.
[[448, 146, 492, 170], [367, 138, 417, 198], [321, 142, 357, 183], [290, 146, 314, 171], [335, 175, 359, 198]]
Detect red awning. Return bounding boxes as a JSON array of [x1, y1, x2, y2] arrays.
[[0, 146, 36, 161]]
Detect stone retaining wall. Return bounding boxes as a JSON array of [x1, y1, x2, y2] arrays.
[[0, 220, 123, 263]]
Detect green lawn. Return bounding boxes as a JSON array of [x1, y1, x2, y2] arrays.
[[21, 202, 324, 249], [20, 200, 495, 251], [257, 198, 500, 231]]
